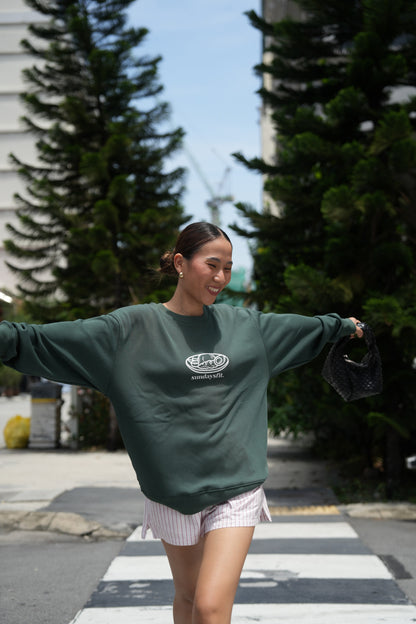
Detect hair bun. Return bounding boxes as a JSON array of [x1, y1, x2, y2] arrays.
[[159, 250, 176, 276]]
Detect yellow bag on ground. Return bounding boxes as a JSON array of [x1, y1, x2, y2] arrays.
[[3, 415, 31, 449]]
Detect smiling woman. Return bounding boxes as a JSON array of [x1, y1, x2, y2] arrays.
[[0, 220, 363, 624]]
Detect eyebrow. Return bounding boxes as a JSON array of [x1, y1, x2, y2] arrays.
[[206, 256, 233, 266]]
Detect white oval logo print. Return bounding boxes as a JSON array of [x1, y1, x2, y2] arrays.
[[185, 353, 229, 374]]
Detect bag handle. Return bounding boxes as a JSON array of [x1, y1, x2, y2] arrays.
[[355, 322, 377, 350]]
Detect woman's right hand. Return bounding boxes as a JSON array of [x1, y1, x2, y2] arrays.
[[348, 317, 364, 338]]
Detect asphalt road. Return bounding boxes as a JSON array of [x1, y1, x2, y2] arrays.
[[0, 529, 124, 624], [349, 516, 416, 604], [2, 495, 416, 624], [1, 400, 415, 623]]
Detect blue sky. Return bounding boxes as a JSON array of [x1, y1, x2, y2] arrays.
[[127, 0, 262, 270]]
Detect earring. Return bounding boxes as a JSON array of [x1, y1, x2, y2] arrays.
[[178, 271, 184, 279]]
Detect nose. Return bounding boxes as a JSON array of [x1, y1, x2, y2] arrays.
[[214, 269, 227, 284]]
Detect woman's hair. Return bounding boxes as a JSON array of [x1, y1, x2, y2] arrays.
[[159, 222, 232, 276]]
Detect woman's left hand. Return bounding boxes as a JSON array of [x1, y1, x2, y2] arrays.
[[349, 317, 364, 338]]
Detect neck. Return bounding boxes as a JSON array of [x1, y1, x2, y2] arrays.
[[163, 293, 204, 317]]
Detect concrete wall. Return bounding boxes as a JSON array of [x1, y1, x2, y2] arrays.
[[260, 1, 304, 215]]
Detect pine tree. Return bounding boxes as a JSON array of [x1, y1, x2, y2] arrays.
[[234, 0, 416, 494], [6, 0, 187, 321]]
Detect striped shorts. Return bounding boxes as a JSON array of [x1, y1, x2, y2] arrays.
[[141, 486, 272, 546]]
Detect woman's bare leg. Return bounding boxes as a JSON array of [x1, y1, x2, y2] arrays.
[[162, 538, 204, 624], [163, 526, 254, 624], [193, 527, 254, 624]]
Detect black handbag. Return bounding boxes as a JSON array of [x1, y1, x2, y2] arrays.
[[322, 323, 383, 401]]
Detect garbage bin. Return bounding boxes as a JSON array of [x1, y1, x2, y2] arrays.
[[28, 381, 62, 449]]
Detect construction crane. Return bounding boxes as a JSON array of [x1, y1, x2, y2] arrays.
[[185, 148, 233, 227]]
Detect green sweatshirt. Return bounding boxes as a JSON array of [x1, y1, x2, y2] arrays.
[[0, 303, 355, 514]]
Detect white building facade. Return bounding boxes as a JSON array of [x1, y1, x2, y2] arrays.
[[0, 0, 43, 292]]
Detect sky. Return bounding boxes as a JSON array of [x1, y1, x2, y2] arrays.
[[127, 0, 262, 271]]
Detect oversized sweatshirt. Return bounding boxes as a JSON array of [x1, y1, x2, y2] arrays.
[[0, 303, 356, 514]]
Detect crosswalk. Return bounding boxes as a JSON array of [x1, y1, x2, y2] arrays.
[[69, 509, 416, 623]]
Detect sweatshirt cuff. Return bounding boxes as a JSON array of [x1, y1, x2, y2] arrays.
[[344, 318, 357, 335]]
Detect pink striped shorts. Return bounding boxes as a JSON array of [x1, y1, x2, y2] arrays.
[[141, 486, 272, 546]]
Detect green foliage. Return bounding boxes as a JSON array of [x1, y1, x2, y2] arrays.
[[6, 0, 188, 321], [234, 0, 416, 492], [0, 365, 23, 392], [74, 387, 123, 450]]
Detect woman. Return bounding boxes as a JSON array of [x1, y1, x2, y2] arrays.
[[0, 222, 363, 624]]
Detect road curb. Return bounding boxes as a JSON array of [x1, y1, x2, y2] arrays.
[[340, 502, 416, 520], [0, 510, 134, 539], [269, 504, 340, 515], [2, 503, 416, 538], [268, 502, 416, 520]]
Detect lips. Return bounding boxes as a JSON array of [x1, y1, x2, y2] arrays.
[[207, 286, 220, 296]]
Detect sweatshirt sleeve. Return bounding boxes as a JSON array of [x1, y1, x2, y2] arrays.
[[0, 313, 121, 393], [256, 311, 356, 377]]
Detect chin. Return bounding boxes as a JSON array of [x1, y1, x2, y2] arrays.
[[203, 297, 216, 307]]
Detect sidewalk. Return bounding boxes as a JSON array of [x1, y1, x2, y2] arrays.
[[0, 389, 140, 537], [265, 435, 416, 521]]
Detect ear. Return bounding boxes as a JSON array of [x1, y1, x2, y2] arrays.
[[173, 253, 184, 274]]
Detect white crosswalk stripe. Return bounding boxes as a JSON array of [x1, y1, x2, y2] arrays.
[[103, 552, 391, 581], [70, 604, 416, 624], [69, 515, 416, 623]]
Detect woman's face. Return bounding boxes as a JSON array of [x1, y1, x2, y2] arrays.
[[178, 236, 233, 307]]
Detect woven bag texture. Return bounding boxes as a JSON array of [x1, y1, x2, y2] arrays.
[[322, 323, 383, 401]]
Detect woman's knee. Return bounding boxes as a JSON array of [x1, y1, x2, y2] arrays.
[[193, 592, 230, 624], [175, 585, 196, 608]]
